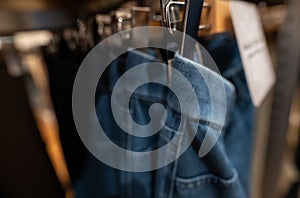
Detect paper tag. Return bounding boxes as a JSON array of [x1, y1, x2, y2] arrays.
[[230, 1, 275, 106]]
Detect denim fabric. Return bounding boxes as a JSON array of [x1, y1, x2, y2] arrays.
[[44, 33, 254, 198], [154, 33, 254, 198], [200, 33, 255, 195], [76, 49, 167, 198]]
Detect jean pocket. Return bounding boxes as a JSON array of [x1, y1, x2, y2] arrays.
[[173, 170, 246, 198]]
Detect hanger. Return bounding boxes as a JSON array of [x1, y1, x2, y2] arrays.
[[160, 0, 205, 57], [0, 10, 76, 36], [183, 0, 204, 40], [197, 0, 285, 36], [198, 0, 232, 36], [160, 0, 205, 84], [181, 0, 204, 59]]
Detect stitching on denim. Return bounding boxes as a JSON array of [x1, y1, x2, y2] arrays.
[[162, 124, 184, 135], [174, 54, 227, 84], [119, 91, 225, 130], [175, 170, 239, 189], [168, 121, 185, 198], [130, 92, 167, 104], [159, 125, 184, 146], [166, 107, 223, 130]]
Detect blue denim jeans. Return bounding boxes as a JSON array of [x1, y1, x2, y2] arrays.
[[48, 33, 254, 198], [200, 33, 255, 195], [154, 33, 254, 198], [77, 49, 167, 198]]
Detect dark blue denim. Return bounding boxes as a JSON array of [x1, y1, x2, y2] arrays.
[[76, 49, 167, 198], [154, 33, 255, 198], [201, 33, 255, 195], [45, 33, 254, 198]]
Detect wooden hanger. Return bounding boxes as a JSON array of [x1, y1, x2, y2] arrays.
[[198, 0, 286, 36], [198, 0, 232, 36]]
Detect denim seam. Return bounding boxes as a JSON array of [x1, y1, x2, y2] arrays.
[[130, 94, 224, 130], [130, 93, 167, 104], [165, 110, 223, 132], [174, 53, 228, 85], [168, 121, 186, 198], [162, 124, 185, 135], [175, 170, 239, 189], [126, 107, 134, 198], [222, 85, 237, 132]]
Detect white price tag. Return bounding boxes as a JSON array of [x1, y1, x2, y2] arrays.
[[230, 1, 276, 106]]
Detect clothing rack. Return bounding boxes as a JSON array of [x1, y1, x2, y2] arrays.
[[0, 2, 291, 198], [0, 10, 76, 36]]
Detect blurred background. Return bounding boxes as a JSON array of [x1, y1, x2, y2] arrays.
[[0, 0, 299, 198]]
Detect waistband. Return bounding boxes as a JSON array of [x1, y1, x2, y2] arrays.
[[104, 48, 236, 129], [166, 53, 236, 129], [105, 49, 168, 103]]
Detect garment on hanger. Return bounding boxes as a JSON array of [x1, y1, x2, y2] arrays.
[[79, 49, 165, 198], [60, 34, 253, 198], [41, 3, 255, 197], [155, 33, 254, 198]]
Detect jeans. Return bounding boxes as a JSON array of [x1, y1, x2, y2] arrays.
[[77, 49, 166, 198], [154, 33, 254, 198], [201, 33, 255, 195], [45, 33, 254, 198]]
